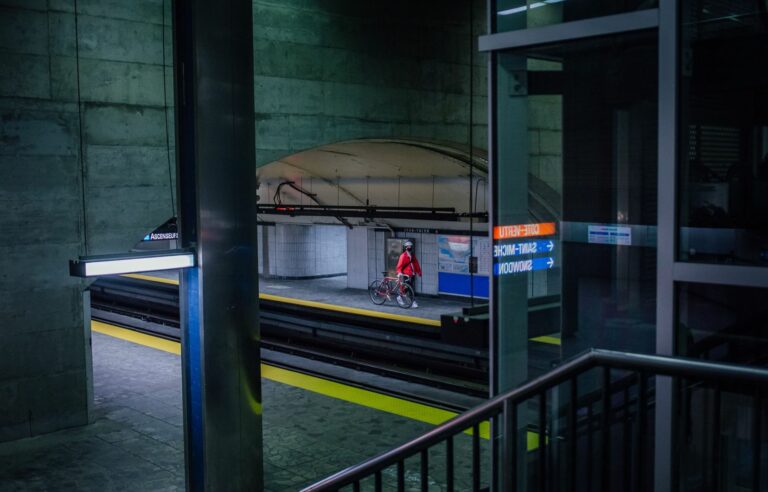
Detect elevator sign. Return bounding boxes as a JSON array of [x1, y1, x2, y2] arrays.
[[494, 257, 555, 275], [587, 225, 631, 245], [493, 240, 554, 258], [493, 222, 557, 277], [493, 222, 556, 240]]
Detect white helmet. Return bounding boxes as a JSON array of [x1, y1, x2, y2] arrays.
[[403, 240, 413, 249]]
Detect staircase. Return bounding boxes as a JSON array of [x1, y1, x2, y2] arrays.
[[301, 349, 768, 491]]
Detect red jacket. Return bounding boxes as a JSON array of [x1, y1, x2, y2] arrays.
[[396, 251, 422, 277]]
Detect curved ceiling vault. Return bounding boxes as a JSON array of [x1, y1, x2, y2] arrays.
[[256, 138, 559, 230]]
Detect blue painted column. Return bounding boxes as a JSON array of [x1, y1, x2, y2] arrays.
[[173, 0, 263, 490]]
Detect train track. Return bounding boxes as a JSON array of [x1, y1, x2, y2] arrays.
[[90, 276, 489, 410]]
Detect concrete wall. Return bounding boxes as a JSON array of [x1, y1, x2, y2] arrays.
[[529, 95, 563, 195], [347, 228, 439, 295], [394, 231, 439, 295], [346, 226, 370, 289], [366, 229, 390, 287], [0, 0, 174, 442], [259, 224, 346, 278], [0, 0, 487, 441], [253, 0, 488, 166]]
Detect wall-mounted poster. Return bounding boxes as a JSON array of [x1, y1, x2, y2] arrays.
[[385, 237, 413, 277], [437, 235, 490, 298], [438, 236, 490, 275]]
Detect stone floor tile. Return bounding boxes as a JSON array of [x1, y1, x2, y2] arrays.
[[0, 331, 472, 491]]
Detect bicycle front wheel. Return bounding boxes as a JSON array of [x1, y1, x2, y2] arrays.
[[396, 284, 415, 308], [368, 280, 387, 305]]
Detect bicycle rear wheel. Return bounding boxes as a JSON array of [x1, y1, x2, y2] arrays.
[[396, 284, 415, 308], [368, 280, 387, 305]]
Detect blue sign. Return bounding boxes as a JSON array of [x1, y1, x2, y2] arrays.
[[494, 257, 554, 276], [493, 240, 555, 258], [588, 225, 631, 245]]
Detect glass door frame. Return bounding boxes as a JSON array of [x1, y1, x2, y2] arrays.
[[483, 1, 768, 490]]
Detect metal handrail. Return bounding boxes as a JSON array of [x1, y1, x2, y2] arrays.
[[302, 349, 768, 491]]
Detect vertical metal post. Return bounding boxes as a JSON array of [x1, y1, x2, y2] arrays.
[[711, 387, 721, 490], [601, 368, 611, 492], [656, 2, 679, 492], [623, 386, 631, 492], [447, 436, 455, 492], [569, 377, 578, 488], [503, 399, 517, 492], [473, 423, 482, 491], [173, 0, 262, 490], [752, 392, 761, 492], [486, 2, 501, 489], [539, 392, 547, 492], [637, 372, 648, 492]]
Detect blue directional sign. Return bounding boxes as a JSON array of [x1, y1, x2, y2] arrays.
[[493, 240, 555, 258], [494, 257, 555, 276]]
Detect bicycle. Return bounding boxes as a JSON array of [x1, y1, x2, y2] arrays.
[[368, 274, 415, 308]]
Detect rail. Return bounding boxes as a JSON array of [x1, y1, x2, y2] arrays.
[[301, 349, 768, 492]]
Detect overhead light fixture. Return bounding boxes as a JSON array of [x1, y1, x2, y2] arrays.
[[69, 249, 195, 277], [498, 0, 564, 16]]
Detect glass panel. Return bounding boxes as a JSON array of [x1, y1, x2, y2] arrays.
[[677, 386, 766, 492], [678, 0, 768, 266], [493, 30, 658, 394], [677, 282, 768, 364], [493, 0, 658, 33], [677, 282, 768, 489]]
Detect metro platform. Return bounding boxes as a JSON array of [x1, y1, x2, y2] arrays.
[[0, 321, 491, 491], [127, 271, 477, 326]]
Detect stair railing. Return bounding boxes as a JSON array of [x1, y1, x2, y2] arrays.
[[301, 349, 768, 492]]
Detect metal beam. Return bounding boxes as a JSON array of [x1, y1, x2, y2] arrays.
[[479, 9, 659, 52], [655, 1, 678, 491], [173, 0, 262, 490], [257, 204, 488, 222], [673, 262, 768, 289]]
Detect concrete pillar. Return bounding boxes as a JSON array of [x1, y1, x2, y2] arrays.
[[347, 227, 369, 289], [174, 0, 262, 490]]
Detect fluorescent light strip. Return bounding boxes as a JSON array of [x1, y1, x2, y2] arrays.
[[83, 253, 195, 276], [498, 0, 564, 16]]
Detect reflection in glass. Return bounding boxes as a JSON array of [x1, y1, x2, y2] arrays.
[[493, 31, 658, 394], [677, 282, 768, 365], [494, 0, 658, 33], [679, 0, 768, 266]]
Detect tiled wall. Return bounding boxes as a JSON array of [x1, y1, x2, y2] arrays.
[[367, 229, 390, 285], [259, 224, 346, 278], [346, 227, 441, 295], [394, 232, 439, 295], [346, 226, 369, 289]]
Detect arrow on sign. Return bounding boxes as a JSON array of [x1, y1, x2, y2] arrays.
[[531, 257, 555, 271], [546, 241, 554, 252]]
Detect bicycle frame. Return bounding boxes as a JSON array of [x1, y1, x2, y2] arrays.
[[382, 275, 410, 296], [369, 274, 414, 308]]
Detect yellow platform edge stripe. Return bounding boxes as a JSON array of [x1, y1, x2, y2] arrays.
[[258, 293, 441, 327], [91, 320, 493, 441], [529, 335, 561, 346], [91, 321, 545, 450], [120, 275, 558, 350], [93, 320, 181, 355], [121, 274, 441, 327], [123, 273, 180, 286]]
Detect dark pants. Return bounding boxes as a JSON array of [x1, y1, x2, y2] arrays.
[[405, 275, 415, 295]]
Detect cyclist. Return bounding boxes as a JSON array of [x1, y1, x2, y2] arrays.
[[396, 240, 422, 307]]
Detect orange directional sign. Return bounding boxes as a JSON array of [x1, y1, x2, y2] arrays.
[[493, 222, 556, 240]]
